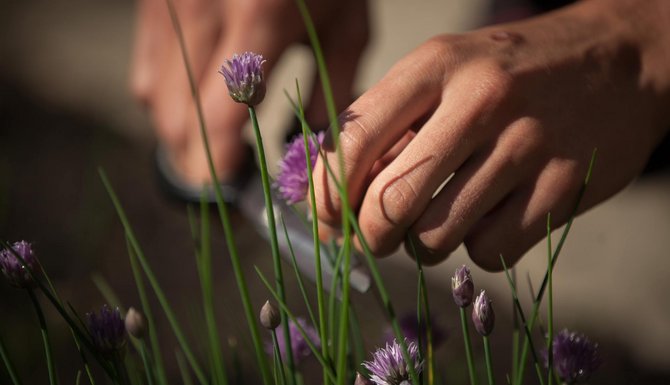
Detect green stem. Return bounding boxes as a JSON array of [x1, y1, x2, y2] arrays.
[[161, 0, 272, 380], [197, 198, 228, 385], [140, 342, 155, 385], [460, 307, 478, 385], [271, 330, 287, 385], [28, 290, 58, 385], [112, 351, 131, 385], [100, 173, 207, 385], [516, 150, 596, 385], [0, 336, 22, 385], [126, 242, 168, 385], [248, 106, 297, 385], [546, 214, 554, 385], [483, 336, 495, 385], [295, 81, 330, 385]]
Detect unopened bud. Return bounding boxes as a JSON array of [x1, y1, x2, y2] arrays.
[[125, 307, 147, 339], [260, 300, 280, 330], [451, 265, 474, 308], [472, 290, 495, 336]]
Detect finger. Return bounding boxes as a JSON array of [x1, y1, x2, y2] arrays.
[[353, 61, 514, 256], [407, 119, 540, 265], [150, 0, 222, 151], [313, 40, 447, 227], [129, 0, 172, 104], [463, 157, 583, 271]]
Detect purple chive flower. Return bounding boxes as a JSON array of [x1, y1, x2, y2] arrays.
[[0, 240, 40, 289], [218, 52, 266, 106], [86, 305, 127, 356], [472, 290, 495, 336], [451, 265, 474, 308], [544, 329, 602, 384], [275, 132, 325, 204], [383, 313, 446, 349], [269, 317, 320, 364], [363, 339, 423, 385]]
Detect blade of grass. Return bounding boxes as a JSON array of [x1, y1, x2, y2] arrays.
[[125, 239, 168, 385], [500, 256, 545, 385], [281, 215, 318, 331], [0, 336, 22, 385], [546, 214, 554, 385], [515, 149, 597, 385], [99, 170, 207, 385], [407, 236, 434, 385], [192, 197, 229, 385], [27, 290, 59, 385], [294, 80, 330, 384], [176, 350, 195, 385]]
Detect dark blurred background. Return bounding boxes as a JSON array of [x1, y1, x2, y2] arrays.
[[2, 0, 669, 384]]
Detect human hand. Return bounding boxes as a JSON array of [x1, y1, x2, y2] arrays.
[[313, 0, 670, 270], [130, 0, 368, 185]]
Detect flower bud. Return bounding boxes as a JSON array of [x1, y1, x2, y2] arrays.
[[451, 265, 474, 308], [260, 300, 281, 330], [125, 307, 147, 339], [86, 305, 127, 356], [472, 290, 495, 336], [0, 240, 40, 289]]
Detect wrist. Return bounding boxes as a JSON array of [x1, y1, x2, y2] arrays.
[[586, 0, 670, 139]]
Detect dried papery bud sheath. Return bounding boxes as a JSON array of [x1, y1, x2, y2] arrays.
[[86, 305, 127, 356], [275, 132, 325, 204], [0, 240, 40, 289], [218, 52, 266, 106], [545, 329, 602, 384], [260, 300, 281, 330], [124, 307, 147, 339], [354, 372, 373, 385], [363, 339, 423, 385], [472, 290, 495, 336], [451, 265, 474, 308]]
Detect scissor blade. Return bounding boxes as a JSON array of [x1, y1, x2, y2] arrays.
[[238, 175, 370, 294]]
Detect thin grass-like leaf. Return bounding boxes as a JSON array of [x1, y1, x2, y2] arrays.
[[99, 170, 207, 385], [27, 290, 59, 385], [546, 214, 554, 385], [500, 256, 546, 385], [515, 149, 597, 384], [0, 335, 22, 385], [176, 350, 195, 385], [293, 80, 331, 384], [125, 239, 168, 385], [281, 215, 318, 330]]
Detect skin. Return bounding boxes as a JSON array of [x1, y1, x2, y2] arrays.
[[313, 0, 670, 271], [130, 0, 368, 184]]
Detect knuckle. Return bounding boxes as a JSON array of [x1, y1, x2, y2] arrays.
[[469, 60, 514, 107], [376, 176, 417, 226]]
